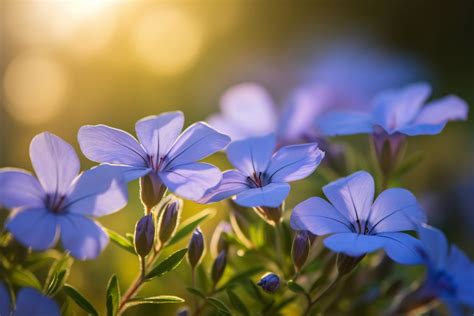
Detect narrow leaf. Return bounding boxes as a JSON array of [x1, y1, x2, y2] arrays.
[[186, 287, 207, 299], [287, 280, 306, 294], [217, 267, 263, 291], [227, 290, 250, 315], [106, 275, 121, 316], [106, 229, 136, 255], [10, 268, 41, 290], [63, 284, 98, 316], [167, 208, 215, 246], [125, 295, 184, 307], [207, 297, 232, 315], [145, 248, 188, 281]]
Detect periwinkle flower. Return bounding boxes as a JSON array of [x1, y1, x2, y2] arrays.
[[0, 132, 129, 259], [257, 273, 280, 293], [0, 283, 60, 316], [187, 228, 205, 269], [200, 134, 324, 210], [78, 111, 230, 210], [291, 171, 426, 265], [134, 213, 155, 257]]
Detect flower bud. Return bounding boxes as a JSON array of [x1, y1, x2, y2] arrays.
[[257, 273, 280, 293], [211, 250, 228, 285], [140, 173, 166, 212], [372, 127, 406, 177], [253, 206, 282, 226], [158, 199, 181, 244], [176, 307, 189, 316], [210, 222, 231, 258], [292, 230, 310, 272], [134, 213, 155, 257], [336, 253, 364, 276], [187, 228, 205, 269]]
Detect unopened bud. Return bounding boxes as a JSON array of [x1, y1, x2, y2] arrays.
[[257, 273, 280, 293], [140, 173, 166, 212], [158, 199, 181, 244], [337, 253, 364, 276], [211, 250, 228, 285], [372, 127, 406, 177], [253, 206, 282, 226], [210, 222, 231, 258], [134, 213, 155, 257], [187, 228, 205, 269], [176, 307, 189, 316], [292, 230, 310, 272]]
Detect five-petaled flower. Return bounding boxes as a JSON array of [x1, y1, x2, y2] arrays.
[[1, 283, 60, 316], [0, 132, 129, 259], [78, 111, 230, 209], [200, 134, 324, 208], [290, 171, 426, 265]]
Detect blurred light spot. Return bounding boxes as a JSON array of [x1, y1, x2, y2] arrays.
[[3, 52, 68, 125], [133, 6, 204, 76]]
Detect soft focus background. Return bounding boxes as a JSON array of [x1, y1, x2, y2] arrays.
[[1, 1, 473, 315]]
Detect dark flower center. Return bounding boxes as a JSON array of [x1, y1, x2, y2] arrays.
[[350, 219, 374, 235], [147, 155, 166, 172], [247, 172, 268, 188], [45, 193, 66, 213]]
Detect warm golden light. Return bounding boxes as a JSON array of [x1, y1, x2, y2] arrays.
[[132, 5, 204, 76], [3, 52, 69, 125]]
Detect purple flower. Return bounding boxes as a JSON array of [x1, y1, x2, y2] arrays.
[[319, 83, 468, 137], [200, 134, 324, 208], [290, 171, 426, 265], [78, 111, 230, 204], [1, 283, 60, 316], [416, 224, 474, 315], [0, 132, 129, 259]]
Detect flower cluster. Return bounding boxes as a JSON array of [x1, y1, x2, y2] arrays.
[[0, 80, 471, 315]]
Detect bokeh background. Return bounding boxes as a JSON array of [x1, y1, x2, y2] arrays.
[[1, 1, 473, 315]]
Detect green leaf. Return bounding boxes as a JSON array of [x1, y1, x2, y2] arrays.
[[186, 287, 207, 299], [63, 284, 98, 316], [217, 267, 263, 291], [10, 267, 41, 290], [106, 229, 136, 255], [273, 296, 297, 312], [207, 297, 232, 315], [145, 248, 188, 281], [45, 252, 73, 296], [125, 295, 184, 307], [106, 275, 121, 316], [167, 208, 215, 246], [287, 280, 306, 294], [227, 290, 250, 315]]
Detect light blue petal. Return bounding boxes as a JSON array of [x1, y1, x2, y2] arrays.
[[396, 123, 446, 136], [290, 197, 353, 235], [30, 132, 80, 196], [135, 112, 184, 163], [415, 95, 468, 125], [6, 207, 58, 251], [323, 233, 385, 257], [199, 170, 249, 204], [266, 143, 324, 182], [377, 232, 424, 265], [58, 214, 108, 260], [367, 188, 425, 234], [226, 134, 276, 176], [234, 182, 290, 207], [0, 168, 45, 209], [0, 282, 11, 316], [65, 165, 130, 217], [159, 162, 222, 201], [165, 122, 230, 168], [15, 288, 60, 316], [322, 171, 375, 228], [418, 224, 449, 269], [318, 112, 373, 136], [78, 125, 148, 167]]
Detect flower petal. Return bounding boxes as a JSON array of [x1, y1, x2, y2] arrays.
[[58, 214, 108, 260], [159, 162, 222, 201], [165, 122, 230, 168], [15, 287, 60, 316], [367, 188, 425, 234], [226, 134, 276, 176], [0, 168, 45, 209], [418, 224, 449, 269], [322, 171, 375, 228], [415, 95, 468, 125], [234, 182, 290, 207], [395, 123, 446, 136], [266, 143, 324, 182], [323, 233, 385, 257], [199, 170, 249, 204], [30, 132, 80, 196], [78, 125, 148, 167], [6, 207, 58, 251], [65, 165, 130, 217], [318, 112, 373, 136], [0, 282, 11, 316], [135, 111, 184, 160], [377, 232, 424, 265], [290, 197, 353, 235]]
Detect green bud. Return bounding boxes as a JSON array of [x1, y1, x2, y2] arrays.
[[158, 199, 181, 244], [187, 228, 205, 269], [211, 250, 227, 285], [134, 213, 155, 257], [292, 230, 310, 272], [140, 173, 166, 212]]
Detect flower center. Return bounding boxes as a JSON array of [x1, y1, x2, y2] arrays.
[[351, 220, 373, 235], [247, 172, 267, 188], [45, 193, 66, 213]]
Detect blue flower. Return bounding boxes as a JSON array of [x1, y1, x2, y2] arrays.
[[200, 134, 324, 208], [0, 132, 129, 259], [416, 224, 474, 315], [78, 111, 230, 204], [0, 283, 60, 316], [319, 82, 468, 137], [290, 171, 426, 265]]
